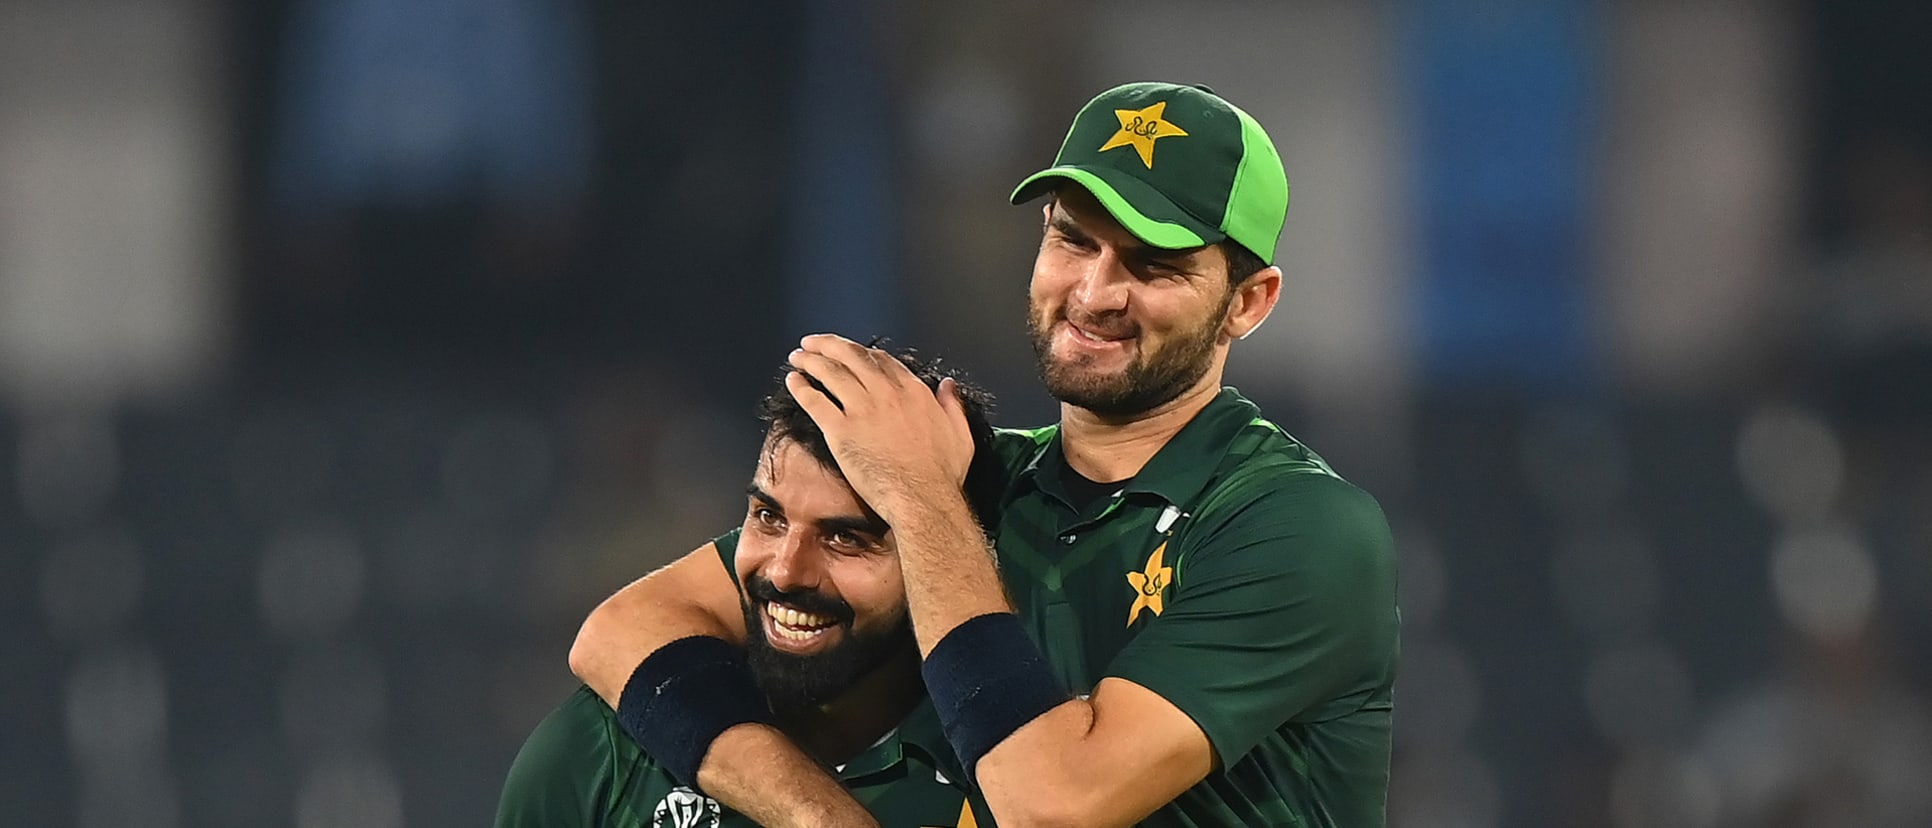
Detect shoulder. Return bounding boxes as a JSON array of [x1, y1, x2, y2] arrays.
[[496, 686, 633, 826], [1203, 418, 1384, 529], [992, 425, 1055, 465], [514, 686, 625, 768], [711, 528, 741, 570], [1183, 426, 1394, 571]]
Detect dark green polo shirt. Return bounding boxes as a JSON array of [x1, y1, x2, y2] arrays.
[[495, 531, 992, 828], [989, 387, 1399, 828]]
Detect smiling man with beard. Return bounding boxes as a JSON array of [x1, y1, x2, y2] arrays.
[[494, 354, 1000, 828], [571, 82, 1400, 828]]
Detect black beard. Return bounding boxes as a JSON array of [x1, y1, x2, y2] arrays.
[[739, 575, 914, 716], [1027, 294, 1231, 417]]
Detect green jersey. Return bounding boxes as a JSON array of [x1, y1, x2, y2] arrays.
[[989, 388, 1399, 828], [493, 687, 987, 828], [496, 532, 993, 828]]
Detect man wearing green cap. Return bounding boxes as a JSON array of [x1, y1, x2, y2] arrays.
[[571, 82, 1399, 827]]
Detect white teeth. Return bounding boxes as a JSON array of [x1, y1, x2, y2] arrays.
[[765, 603, 835, 638], [1069, 323, 1127, 344]]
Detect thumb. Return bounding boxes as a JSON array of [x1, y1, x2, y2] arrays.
[[937, 377, 967, 424], [937, 378, 974, 452]]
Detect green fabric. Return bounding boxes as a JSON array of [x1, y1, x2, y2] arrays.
[[1010, 166, 1210, 251], [986, 388, 1399, 827], [496, 528, 992, 827], [1010, 81, 1290, 263], [494, 687, 990, 827], [1223, 107, 1291, 262]]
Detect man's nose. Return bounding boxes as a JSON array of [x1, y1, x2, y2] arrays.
[[761, 530, 822, 592], [1068, 248, 1132, 313]]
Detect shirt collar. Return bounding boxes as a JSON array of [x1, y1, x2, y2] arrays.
[[835, 698, 953, 781], [1019, 387, 1260, 510]]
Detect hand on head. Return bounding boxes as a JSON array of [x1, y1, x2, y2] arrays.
[[784, 334, 976, 520]]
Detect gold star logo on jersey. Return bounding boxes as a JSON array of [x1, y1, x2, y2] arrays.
[[1126, 541, 1173, 625], [923, 799, 977, 828], [1097, 101, 1189, 168]]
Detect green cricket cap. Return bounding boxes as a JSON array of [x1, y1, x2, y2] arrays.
[[1010, 81, 1289, 263]]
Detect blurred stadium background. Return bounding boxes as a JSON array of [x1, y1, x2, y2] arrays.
[[3, 0, 1930, 825]]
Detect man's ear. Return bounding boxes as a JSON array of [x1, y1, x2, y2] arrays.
[[1224, 266, 1282, 342]]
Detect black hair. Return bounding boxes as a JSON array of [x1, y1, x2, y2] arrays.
[[757, 341, 1004, 526], [1220, 240, 1270, 289]]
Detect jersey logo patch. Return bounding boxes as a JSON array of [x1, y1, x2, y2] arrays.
[[924, 800, 979, 828], [652, 786, 720, 828], [1126, 541, 1173, 625]]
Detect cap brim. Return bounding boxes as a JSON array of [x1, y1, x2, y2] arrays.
[[1009, 166, 1225, 251]]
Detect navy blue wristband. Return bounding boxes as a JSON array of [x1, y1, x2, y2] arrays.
[[921, 613, 1070, 777], [614, 635, 773, 791]]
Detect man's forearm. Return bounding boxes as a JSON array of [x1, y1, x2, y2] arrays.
[[970, 678, 1215, 828], [883, 487, 1012, 655], [568, 551, 874, 826], [885, 492, 1214, 826], [569, 595, 732, 707], [568, 558, 746, 706], [698, 725, 880, 828]]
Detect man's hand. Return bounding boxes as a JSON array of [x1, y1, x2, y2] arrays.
[[785, 334, 975, 522], [698, 725, 882, 828]]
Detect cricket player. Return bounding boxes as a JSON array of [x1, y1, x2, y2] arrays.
[[496, 355, 1000, 828], [574, 82, 1400, 827]]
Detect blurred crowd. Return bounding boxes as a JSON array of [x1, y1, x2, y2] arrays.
[[1, 1, 1928, 826]]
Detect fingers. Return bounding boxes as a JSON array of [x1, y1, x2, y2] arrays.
[[798, 333, 868, 356], [937, 377, 976, 456], [797, 334, 915, 391], [788, 348, 870, 407], [784, 369, 844, 426]]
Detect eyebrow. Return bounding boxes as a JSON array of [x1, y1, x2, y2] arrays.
[[744, 483, 890, 539], [1046, 207, 1090, 242]]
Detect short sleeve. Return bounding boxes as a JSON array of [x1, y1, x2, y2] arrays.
[[712, 527, 743, 576], [494, 687, 622, 828], [1105, 472, 1399, 770]]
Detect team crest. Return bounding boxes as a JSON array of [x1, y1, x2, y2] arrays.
[[1126, 541, 1174, 625], [921, 800, 980, 828], [652, 786, 720, 828], [1097, 101, 1189, 168]]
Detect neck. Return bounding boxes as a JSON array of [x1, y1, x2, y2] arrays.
[[776, 647, 925, 766], [1058, 367, 1223, 483]]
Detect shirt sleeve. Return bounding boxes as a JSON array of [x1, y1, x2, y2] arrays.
[[712, 527, 743, 575], [494, 687, 623, 828], [1104, 470, 1400, 770]]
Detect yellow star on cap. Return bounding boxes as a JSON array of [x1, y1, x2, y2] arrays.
[[1126, 542, 1174, 625], [1098, 101, 1190, 168]]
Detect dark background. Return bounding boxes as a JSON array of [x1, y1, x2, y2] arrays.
[[1, 1, 1928, 825]]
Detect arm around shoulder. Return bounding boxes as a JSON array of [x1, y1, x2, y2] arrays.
[[568, 541, 749, 707], [968, 473, 1398, 826], [972, 676, 1215, 828], [566, 540, 879, 828]]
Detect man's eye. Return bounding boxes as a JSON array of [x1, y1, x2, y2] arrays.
[[752, 508, 783, 529], [1055, 232, 1097, 252], [828, 531, 870, 551]]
